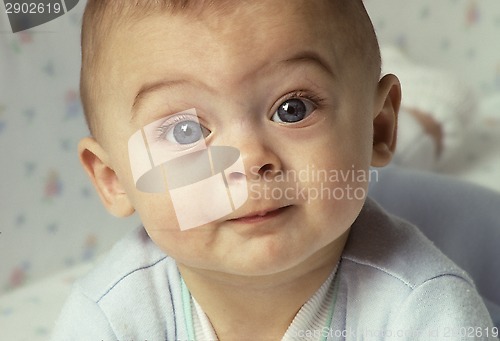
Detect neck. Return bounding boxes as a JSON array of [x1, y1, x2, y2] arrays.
[[178, 231, 349, 341]]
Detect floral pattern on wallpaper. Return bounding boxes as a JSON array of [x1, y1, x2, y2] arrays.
[[0, 4, 139, 294], [365, 0, 500, 94]]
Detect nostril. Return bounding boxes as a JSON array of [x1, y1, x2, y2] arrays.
[[259, 163, 274, 174], [227, 171, 246, 182]]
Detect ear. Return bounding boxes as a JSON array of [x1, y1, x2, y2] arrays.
[[78, 137, 135, 217], [371, 74, 401, 167]]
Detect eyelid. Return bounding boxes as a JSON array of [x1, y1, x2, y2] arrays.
[[156, 113, 197, 139], [272, 90, 323, 113], [155, 112, 211, 150], [270, 90, 324, 124]]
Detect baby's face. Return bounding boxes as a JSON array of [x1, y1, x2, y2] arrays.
[[96, 1, 380, 276]]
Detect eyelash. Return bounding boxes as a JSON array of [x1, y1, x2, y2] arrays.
[[155, 113, 196, 141], [277, 90, 326, 112]]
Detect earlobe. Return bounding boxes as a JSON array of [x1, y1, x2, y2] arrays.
[[78, 137, 135, 217], [371, 74, 401, 167]]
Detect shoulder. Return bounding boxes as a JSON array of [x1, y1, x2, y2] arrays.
[[385, 274, 495, 339], [75, 226, 176, 303], [336, 199, 494, 335], [341, 197, 471, 289], [52, 227, 185, 339]]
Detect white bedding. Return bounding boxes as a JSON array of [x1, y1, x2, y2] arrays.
[[0, 263, 94, 340]]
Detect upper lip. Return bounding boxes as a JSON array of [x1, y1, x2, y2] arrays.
[[228, 205, 289, 220]]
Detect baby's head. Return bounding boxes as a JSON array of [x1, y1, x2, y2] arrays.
[[81, 0, 383, 138], [78, 0, 400, 276]]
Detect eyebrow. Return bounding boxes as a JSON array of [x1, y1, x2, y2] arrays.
[[281, 50, 335, 78], [131, 79, 194, 121], [130, 49, 334, 120]]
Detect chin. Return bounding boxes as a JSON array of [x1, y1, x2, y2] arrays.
[[224, 244, 320, 277]]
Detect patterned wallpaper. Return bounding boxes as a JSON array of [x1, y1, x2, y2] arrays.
[[0, 3, 140, 294], [1, 1, 499, 294], [365, 0, 500, 95]]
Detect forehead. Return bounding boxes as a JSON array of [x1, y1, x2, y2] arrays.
[[103, 2, 343, 101], [118, 4, 336, 59], [85, 0, 377, 142]]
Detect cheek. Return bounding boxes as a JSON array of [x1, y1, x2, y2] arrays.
[[114, 138, 179, 231], [293, 137, 370, 242], [133, 192, 181, 231], [299, 182, 365, 257], [131, 191, 220, 261], [305, 174, 367, 232], [133, 193, 200, 258]]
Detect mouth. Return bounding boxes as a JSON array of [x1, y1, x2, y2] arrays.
[[228, 205, 292, 224]]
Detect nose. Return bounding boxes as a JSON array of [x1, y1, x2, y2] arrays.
[[223, 129, 283, 182]]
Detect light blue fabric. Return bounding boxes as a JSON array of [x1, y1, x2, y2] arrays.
[[369, 165, 500, 328], [51, 198, 494, 340]]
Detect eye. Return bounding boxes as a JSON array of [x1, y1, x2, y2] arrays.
[[158, 117, 210, 146], [271, 98, 315, 123]]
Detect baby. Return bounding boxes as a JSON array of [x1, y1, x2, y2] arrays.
[[52, 0, 493, 340]]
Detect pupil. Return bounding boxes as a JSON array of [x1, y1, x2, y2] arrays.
[[278, 99, 306, 123], [173, 121, 202, 144]]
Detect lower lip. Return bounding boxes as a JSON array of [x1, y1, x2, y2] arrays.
[[229, 206, 291, 224]]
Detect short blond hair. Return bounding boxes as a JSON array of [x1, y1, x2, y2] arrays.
[[80, 0, 380, 136]]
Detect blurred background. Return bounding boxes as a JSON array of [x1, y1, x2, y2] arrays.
[[0, 0, 499, 339]]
